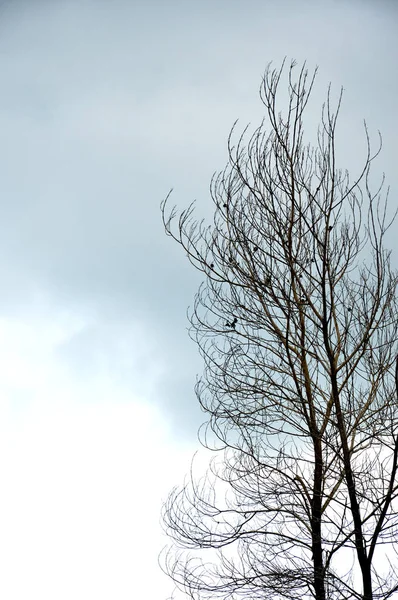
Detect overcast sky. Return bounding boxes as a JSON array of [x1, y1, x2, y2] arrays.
[[0, 1, 396, 598]]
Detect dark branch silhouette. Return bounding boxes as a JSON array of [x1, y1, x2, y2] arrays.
[[160, 59, 398, 600]]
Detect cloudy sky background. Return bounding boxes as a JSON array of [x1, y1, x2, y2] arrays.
[[0, 1, 396, 598]]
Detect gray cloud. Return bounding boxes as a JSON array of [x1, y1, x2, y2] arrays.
[[0, 0, 396, 436]]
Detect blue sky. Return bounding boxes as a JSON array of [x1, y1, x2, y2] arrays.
[[0, 1, 396, 598]]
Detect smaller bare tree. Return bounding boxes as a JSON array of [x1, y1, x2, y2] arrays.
[[161, 59, 398, 600]]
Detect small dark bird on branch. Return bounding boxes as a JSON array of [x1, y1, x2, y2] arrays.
[[225, 317, 238, 329]]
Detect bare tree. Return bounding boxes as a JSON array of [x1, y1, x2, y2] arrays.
[[160, 59, 398, 600]]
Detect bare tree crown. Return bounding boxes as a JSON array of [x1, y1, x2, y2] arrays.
[[161, 59, 398, 600]]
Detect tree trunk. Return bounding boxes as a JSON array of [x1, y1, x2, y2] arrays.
[[312, 436, 326, 600]]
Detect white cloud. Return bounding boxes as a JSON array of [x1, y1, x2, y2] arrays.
[[0, 302, 194, 599]]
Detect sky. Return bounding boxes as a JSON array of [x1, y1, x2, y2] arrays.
[[0, 1, 396, 598]]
